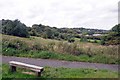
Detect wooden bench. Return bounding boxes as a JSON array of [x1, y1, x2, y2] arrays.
[[9, 61, 44, 77]]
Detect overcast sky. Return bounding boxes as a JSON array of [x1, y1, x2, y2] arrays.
[[0, 0, 119, 30]]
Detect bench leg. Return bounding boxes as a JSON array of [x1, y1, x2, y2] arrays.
[[10, 66, 16, 72], [36, 72, 41, 77]]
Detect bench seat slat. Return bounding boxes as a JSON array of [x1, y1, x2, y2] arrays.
[[9, 61, 43, 71]]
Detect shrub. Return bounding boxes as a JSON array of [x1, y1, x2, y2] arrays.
[[68, 38, 75, 43], [100, 40, 105, 45], [2, 48, 22, 56]]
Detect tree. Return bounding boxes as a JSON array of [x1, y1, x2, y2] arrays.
[[111, 24, 120, 36], [46, 29, 54, 39], [102, 24, 120, 45], [2, 20, 15, 35], [2, 19, 29, 37]]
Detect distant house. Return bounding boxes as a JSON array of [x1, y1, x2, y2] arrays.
[[85, 35, 90, 37], [93, 34, 102, 36]]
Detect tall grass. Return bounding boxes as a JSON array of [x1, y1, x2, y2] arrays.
[[2, 34, 119, 64]]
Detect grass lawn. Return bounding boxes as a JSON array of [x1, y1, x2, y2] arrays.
[[2, 64, 119, 78]]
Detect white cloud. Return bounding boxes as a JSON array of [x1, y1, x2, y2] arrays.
[[0, 0, 119, 30]]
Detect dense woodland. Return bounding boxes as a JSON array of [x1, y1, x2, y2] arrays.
[[1, 19, 120, 45]]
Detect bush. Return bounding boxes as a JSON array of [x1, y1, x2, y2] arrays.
[[68, 38, 75, 43], [80, 37, 87, 42], [100, 40, 105, 45], [2, 48, 22, 56]]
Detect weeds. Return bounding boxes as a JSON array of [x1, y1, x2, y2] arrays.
[[2, 34, 119, 64]]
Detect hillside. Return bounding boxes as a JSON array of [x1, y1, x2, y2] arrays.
[[1, 19, 120, 64], [1, 19, 108, 41], [2, 19, 120, 45], [2, 34, 119, 64]]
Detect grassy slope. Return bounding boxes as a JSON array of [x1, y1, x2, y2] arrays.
[[3, 50, 118, 64], [2, 34, 119, 64], [2, 64, 118, 78]]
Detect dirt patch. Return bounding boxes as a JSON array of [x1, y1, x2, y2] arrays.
[[22, 71, 35, 75]]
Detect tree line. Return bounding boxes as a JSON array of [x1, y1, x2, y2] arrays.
[[1, 19, 120, 45]]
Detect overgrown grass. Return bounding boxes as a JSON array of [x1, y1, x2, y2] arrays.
[[2, 34, 119, 64], [2, 48, 119, 64], [2, 64, 119, 78]]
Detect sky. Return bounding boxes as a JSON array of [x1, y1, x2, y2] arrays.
[[0, 0, 119, 30]]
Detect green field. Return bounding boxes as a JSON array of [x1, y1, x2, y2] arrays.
[[2, 64, 118, 78], [74, 38, 101, 43]]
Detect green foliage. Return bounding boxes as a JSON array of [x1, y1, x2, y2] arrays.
[[1, 19, 108, 42], [100, 40, 105, 45], [68, 38, 75, 43], [29, 23, 107, 41], [2, 48, 21, 56], [29, 29, 38, 36], [103, 24, 120, 45], [112, 24, 120, 36], [2, 19, 29, 37], [80, 37, 87, 42], [46, 29, 54, 39]]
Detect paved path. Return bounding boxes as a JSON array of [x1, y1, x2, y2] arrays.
[[2, 56, 119, 72]]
